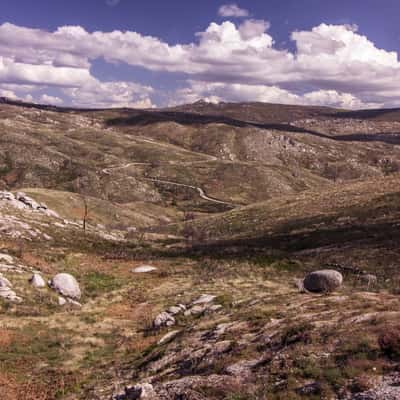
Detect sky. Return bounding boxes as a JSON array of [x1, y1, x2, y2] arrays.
[[1, 0, 400, 109]]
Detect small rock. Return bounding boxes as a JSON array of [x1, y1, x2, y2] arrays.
[[29, 273, 46, 288], [185, 304, 206, 316], [295, 381, 321, 396], [303, 269, 343, 293], [208, 304, 223, 312], [0, 287, 22, 302], [58, 296, 67, 306], [132, 265, 158, 273], [226, 359, 260, 377], [67, 298, 82, 307], [360, 274, 378, 286], [154, 312, 175, 328], [0, 276, 12, 288], [213, 340, 232, 354], [158, 330, 180, 345], [50, 273, 81, 299], [0, 253, 14, 264], [192, 294, 216, 305], [167, 304, 186, 315], [116, 383, 156, 400]]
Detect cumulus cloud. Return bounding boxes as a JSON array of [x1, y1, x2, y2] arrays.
[[172, 81, 381, 109], [238, 19, 270, 40], [218, 4, 249, 18], [63, 81, 154, 108], [1, 20, 400, 108], [40, 94, 63, 105], [0, 86, 33, 102]]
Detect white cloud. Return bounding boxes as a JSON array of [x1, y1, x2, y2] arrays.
[[172, 81, 380, 109], [238, 19, 270, 40], [218, 4, 249, 18], [0, 88, 18, 100], [63, 81, 154, 108], [0, 86, 33, 102], [40, 94, 63, 105], [0, 56, 93, 87], [1, 20, 400, 108]]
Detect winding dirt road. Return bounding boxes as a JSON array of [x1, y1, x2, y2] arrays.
[[145, 177, 237, 207], [101, 135, 236, 207]]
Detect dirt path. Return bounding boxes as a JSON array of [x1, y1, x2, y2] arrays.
[[100, 135, 235, 206], [145, 177, 238, 207]]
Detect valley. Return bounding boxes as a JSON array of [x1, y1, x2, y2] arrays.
[[1, 98, 400, 399]]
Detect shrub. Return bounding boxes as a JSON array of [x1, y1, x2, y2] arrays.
[[378, 327, 400, 359]]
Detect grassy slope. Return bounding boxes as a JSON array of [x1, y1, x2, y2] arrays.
[[166, 174, 400, 248]]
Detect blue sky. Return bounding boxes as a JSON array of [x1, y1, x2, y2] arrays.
[[1, 0, 400, 108]]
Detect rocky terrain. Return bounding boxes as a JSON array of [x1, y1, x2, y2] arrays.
[[2, 98, 400, 399]]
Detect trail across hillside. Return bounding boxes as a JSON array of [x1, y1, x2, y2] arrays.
[[145, 177, 238, 207]]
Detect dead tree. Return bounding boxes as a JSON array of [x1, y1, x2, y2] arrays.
[[76, 177, 89, 232]]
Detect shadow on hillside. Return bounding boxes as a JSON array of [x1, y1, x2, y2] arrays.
[[107, 111, 400, 145], [106, 110, 333, 139], [333, 133, 400, 144], [179, 220, 400, 259], [329, 108, 400, 121]]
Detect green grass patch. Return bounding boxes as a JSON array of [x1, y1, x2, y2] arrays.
[[82, 271, 123, 298]]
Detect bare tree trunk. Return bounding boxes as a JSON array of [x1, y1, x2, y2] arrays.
[[76, 176, 89, 233], [82, 196, 88, 232]]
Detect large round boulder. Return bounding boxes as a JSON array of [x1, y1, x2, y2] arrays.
[[50, 273, 81, 299], [303, 269, 343, 293]]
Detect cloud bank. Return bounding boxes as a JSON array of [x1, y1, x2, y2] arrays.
[[0, 18, 399, 108]]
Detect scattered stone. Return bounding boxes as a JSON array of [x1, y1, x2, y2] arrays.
[[0, 286, 22, 302], [0, 253, 14, 264], [29, 273, 46, 288], [0, 276, 12, 288], [295, 381, 321, 396], [115, 383, 156, 400], [132, 265, 158, 273], [208, 304, 223, 312], [0, 191, 60, 218], [226, 359, 260, 377], [158, 330, 180, 345], [0, 263, 24, 273], [49, 273, 81, 299], [192, 294, 216, 305], [213, 340, 232, 354], [154, 311, 175, 328], [187, 304, 207, 316], [303, 269, 343, 293], [360, 274, 378, 287], [67, 298, 82, 307], [58, 296, 67, 306], [352, 373, 400, 400], [167, 304, 186, 315]]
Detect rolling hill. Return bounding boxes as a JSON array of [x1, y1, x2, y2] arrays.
[[2, 98, 400, 400]]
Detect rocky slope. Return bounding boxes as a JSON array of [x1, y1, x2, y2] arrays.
[[1, 99, 400, 399]]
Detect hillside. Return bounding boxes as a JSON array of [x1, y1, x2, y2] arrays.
[[2, 99, 400, 399]]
